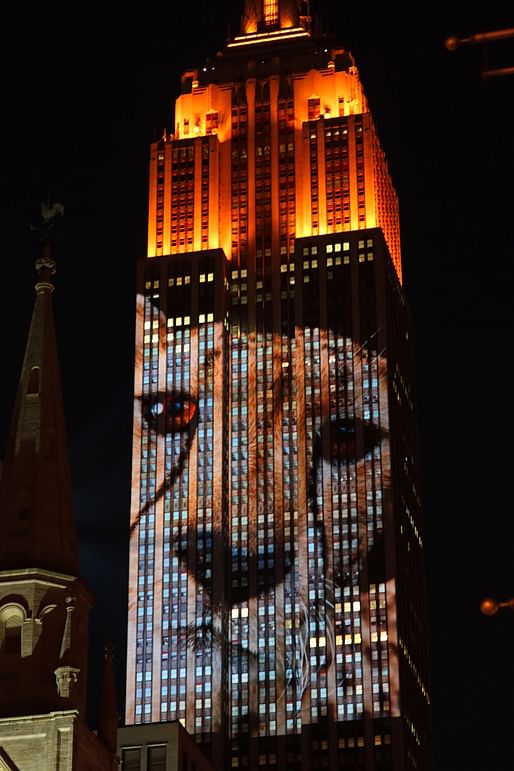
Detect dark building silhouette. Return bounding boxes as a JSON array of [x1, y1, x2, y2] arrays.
[[125, 2, 432, 769]]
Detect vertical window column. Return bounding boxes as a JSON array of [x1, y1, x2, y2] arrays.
[[229, 321, 250, 738], [193, 315, 215, 736]]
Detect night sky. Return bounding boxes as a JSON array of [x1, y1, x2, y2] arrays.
[[1, 6, 513, 769]]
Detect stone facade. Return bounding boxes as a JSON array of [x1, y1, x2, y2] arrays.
[[0, 711, 114, 771]]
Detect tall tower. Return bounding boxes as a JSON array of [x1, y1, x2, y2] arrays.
[[126, 2, 432, 769], [0, 224, 116, 770]]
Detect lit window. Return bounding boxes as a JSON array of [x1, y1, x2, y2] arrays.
[[206, 111, 219, 135], [308, 97, 321, 120], [263, 0, 278, 26]]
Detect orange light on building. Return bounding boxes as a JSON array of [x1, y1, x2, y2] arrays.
[[146, 44, 401, 281], [227, 31, 309, 48], [263, 0, 278, 27]]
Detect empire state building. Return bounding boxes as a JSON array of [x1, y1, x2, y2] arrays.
[[125, 2, 432, 769]]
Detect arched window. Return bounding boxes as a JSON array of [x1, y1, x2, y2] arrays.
[[0, 604, 25, 655], [27, 366, 40, 395]]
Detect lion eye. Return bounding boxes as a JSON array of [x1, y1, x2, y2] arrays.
[[328, 418, 381, 462], [330, 418, 357, 459], [143, 391, 197, 434], [150, 402, 164, 417], [166, 395, 196, 431]]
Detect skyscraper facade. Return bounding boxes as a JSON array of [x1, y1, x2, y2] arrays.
[[125, 2, 432, 769]]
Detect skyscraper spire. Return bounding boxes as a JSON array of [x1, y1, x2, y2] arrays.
[[240, 0, 310, 35], [0, 208, 78, 576]]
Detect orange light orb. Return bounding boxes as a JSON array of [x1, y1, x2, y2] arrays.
[[480, 598, 499, 616]]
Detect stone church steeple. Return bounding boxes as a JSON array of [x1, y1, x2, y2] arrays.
[[0, 215, 91, 720], [0, 210, 116, 770], [0, 226, 78, 577]]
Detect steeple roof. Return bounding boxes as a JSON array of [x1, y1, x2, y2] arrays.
[[0, 222, 79, 576]]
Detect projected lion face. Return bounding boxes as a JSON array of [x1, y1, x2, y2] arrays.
[[131, 292, 390, 734]]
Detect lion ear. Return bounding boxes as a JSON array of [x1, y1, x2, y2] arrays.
[[136, 293, 146, 323]]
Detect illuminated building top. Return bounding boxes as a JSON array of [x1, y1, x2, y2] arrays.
[[146, 0, 402, 280], [232, 0, 311, 47]]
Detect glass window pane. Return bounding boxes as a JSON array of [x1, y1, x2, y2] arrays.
[[122, 748, 141, 771], [148, 745, 166, 771]]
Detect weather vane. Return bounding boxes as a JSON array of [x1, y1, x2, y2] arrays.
[[30, 202, 64, 243], [31, 202, 64, 276]]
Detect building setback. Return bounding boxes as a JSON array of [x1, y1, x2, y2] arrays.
[[125, 2, 432, 769]]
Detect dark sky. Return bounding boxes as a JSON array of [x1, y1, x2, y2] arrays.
[[1, 6, 513, 769]]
